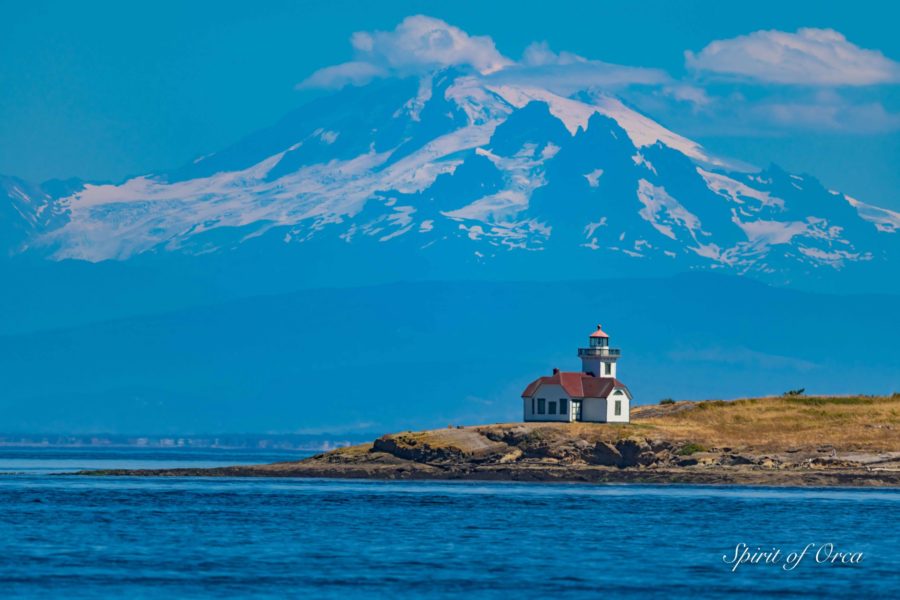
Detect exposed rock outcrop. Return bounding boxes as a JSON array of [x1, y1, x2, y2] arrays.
[[77, 395, 900, 487]]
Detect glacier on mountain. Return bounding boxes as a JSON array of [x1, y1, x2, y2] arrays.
[[1, 71, 896, 289]]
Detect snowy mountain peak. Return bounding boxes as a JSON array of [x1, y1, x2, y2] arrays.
[[2, 71, 896, 289]]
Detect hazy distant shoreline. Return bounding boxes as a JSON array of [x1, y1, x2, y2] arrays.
[[0, 434, 367, 452]]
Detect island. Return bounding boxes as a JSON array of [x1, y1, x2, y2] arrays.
[[81, 394, 900, 487]]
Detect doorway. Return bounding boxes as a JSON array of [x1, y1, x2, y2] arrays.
[[571, 400, 582, 422]]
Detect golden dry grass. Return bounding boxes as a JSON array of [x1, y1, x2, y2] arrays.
[[634, 395, 900, 452], [329, 442, 374, 457], [470, 394, 900, 452]]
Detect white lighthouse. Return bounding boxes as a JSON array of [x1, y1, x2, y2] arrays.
[[578, 324, 620, 378], [520, 323, 632, 423]]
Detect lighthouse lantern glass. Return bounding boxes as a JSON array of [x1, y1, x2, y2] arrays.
[[589, 336, 609, 348]]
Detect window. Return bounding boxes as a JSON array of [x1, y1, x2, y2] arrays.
[[613, 389, 624, 396], [614, 400, 622, 416], [549, 401, 556, 415], [537, 398, 546, 414], [604, 362, 612, 375], [559, 399, 568, 415], [531, 398, 535, 414]]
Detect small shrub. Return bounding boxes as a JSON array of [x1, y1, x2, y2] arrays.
[[678, 443, 707, 456], [659, 398, 675, 405], [783, 388, 806, 397]]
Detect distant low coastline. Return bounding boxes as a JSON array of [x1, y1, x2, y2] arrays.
[[78, 395, 900, 487], [0, 433, 365, 453]]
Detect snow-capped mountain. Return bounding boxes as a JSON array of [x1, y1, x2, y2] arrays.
[[3, 70, 898, 289], [2, 69, 899, 433]]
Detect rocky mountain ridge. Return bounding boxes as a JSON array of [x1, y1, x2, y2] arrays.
[[3, 71, 898, 290]]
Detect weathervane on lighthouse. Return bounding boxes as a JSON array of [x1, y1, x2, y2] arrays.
[[520, 323, 632, 423]]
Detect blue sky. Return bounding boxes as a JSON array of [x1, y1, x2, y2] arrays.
[[2, 0, 899, 209]]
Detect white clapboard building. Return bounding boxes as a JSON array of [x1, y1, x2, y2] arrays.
[[521, 324, 632, 423]]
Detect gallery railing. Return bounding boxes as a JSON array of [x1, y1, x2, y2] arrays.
[[577, 347, 621, 357]]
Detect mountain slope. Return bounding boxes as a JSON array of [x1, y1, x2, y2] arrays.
[[2, 71, 897, 291]]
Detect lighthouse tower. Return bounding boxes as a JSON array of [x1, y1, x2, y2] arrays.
[[578, 324, 620, 378]]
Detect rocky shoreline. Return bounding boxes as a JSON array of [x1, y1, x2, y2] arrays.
[[77, 396, 900, 487]]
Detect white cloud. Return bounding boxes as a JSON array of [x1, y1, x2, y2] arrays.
[[624, 86, 900, 137], [661, 84, 711, 107], [299, 22, 664, 93], [296, 17, 900, 136], [685, 28, 900, 86], [521, 42, 583, 67], [485, 42, 669, 94], [297, 61, 387, 89], [352, 15, 511, 74], [299, 15, 512, 88], [752, 98, 900, 133]]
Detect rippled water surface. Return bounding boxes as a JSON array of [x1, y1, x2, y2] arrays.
[[0, 448, 897, 598]]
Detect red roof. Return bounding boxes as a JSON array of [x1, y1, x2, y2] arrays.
[[589, 324, 609, 338], [521, 372, 629, 399]]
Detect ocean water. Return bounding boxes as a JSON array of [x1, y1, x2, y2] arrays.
[[0, 448, 897, 598]]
